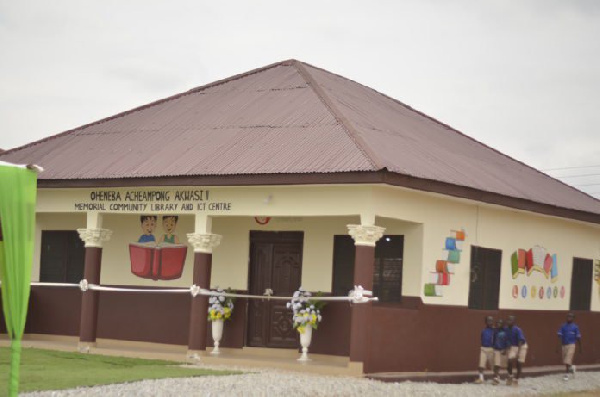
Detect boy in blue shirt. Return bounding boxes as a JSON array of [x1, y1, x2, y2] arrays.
[[506, 315, 527, 386], [557, 312, 582, 381], [475, 316, 495, 384], [492, 319, 510, 385]]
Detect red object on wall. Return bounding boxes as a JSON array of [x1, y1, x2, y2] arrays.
[[254, 217, 271, 225], [525, 249, 534, 275], [129, 244, 187, 280]]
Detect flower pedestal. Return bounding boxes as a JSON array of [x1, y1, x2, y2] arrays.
[[211, 319, 224, 355], [297, 325, 313, 362]]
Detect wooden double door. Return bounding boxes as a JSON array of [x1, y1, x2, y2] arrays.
[[247, 231, 303, 348]]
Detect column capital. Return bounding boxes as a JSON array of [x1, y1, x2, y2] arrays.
[[347, 224, 385, 247], [77, 228, 112, 248], [187, 233, 222, 253]]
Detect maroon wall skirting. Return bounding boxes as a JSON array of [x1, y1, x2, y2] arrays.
[[309, 302, 351, 356], [7, 287, 598, 375], [366, 304, 600, 373], [96, 290, 190, 345], [26, 286, 82, 336]]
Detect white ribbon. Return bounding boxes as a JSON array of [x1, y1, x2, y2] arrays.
[[348, 285, 375, 304], [19, 281, 377, 303]]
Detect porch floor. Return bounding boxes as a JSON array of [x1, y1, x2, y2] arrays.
[[0, 334, 363, 377]]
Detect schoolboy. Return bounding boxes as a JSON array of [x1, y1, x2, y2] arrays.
[[475, 316, 495, 384], [492, 319, 510, 385], [557, 312, 582, 381], [506, 315, 527, 386]]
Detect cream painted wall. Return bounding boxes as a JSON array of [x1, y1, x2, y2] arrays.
[[33, 184, 600, 311], [372, 185, 600, 311], [211, 216, 359, 292], [476, 206, 600, 312]]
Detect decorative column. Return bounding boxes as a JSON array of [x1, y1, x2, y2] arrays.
[[186, 232, 222, 358], [77, 228, 112, 352], [347, 224, 385, 368]]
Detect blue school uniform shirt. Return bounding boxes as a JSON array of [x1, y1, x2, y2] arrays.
[[558, 322, 581, 345], [508, 326, 526, 346], [493, 327, 510, 351], [481, 327, 494, 348]]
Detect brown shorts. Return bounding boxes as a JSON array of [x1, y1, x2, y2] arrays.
[[562, 344, 576, 365], [479, 347, 493, 369], [508, 344, 528, 363]]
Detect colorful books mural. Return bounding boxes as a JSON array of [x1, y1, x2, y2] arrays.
[[511, 245, 558, 282], [424, 229, 466, 297], [511, 245, 565, 301]]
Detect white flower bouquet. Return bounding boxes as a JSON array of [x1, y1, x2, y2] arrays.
[[286, 287, 325, 334], [207, 287, 235, 322]]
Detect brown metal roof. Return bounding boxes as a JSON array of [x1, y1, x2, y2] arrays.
[[2, 59, 600, 218]]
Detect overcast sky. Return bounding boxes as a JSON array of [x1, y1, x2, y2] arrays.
[[1, 1, 599, 196]]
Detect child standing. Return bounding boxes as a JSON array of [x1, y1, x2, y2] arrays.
[[492, 319, 510, 385], [506, 315, 527, 386], [557, 312, 582, 381], [475, 316, 495, 384]]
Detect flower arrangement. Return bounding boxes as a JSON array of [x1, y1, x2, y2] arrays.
[[286, 287, 325, 334], [207, 288, 235, 322]]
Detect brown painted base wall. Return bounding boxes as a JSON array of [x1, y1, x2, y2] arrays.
[[4, 288, 599, 374], [367, 303, 600, 373]]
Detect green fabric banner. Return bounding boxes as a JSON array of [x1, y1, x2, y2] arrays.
[[0, 163, 37, 397]]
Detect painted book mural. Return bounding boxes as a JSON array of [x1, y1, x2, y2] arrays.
[[510, 245, 564, 301], [424, 229, 466, 297], [129, 215, 188, 280]]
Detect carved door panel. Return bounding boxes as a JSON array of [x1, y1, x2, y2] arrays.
[[247, 232, 303, 348]]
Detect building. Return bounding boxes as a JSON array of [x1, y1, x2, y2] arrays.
[[1, 59, 599, 374]]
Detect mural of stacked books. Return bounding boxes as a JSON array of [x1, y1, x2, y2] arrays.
[[511, 245, 564, 300], [424, 229, 466, 297]]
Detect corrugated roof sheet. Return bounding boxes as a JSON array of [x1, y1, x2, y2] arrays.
[[2, 59, 600, 216]]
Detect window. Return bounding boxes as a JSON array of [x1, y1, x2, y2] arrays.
[[332, 235, 404, 303], [570, 258, 592, 311], [468, 246, 501, 310], [40, 231, 85, 283]]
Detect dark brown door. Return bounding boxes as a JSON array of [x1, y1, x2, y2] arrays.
[[40, 231, 85, 283], [468, 246, 502, 310], [247, 231, 303, 348]]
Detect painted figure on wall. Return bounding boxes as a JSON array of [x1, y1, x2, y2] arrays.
[[130, 214, 187, 281], [159, 215, 180, 244], [138, 215, 157, 243]]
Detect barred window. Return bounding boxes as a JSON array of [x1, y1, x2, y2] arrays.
[[332, 235, 404, 303]]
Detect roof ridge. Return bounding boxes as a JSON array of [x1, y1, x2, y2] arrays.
[[291, 60, 381, 171], [295, 61, 593, 201], [2, 60, 294, 156]]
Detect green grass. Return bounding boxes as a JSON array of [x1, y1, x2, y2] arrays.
[[0, 347, 239, 396]]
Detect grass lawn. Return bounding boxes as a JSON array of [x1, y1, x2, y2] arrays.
[[0, 347, 238, 396]]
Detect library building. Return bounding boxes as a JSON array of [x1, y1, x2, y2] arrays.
[[1, 60, 599, 374]]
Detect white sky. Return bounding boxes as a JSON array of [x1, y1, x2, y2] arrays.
[[1, 0, 599, 196]]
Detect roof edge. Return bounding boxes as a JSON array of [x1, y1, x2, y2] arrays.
[[35, 171, 600, 225]]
